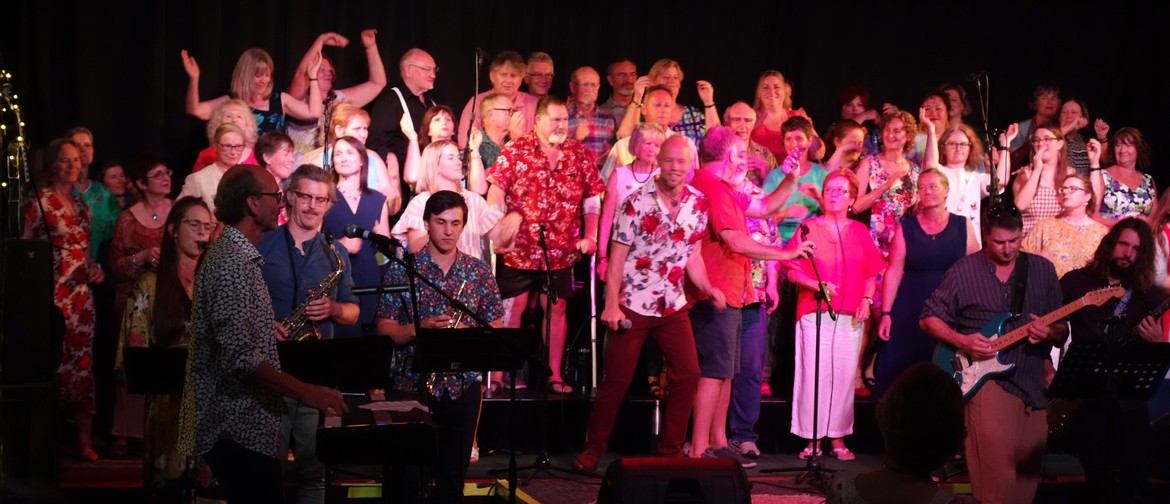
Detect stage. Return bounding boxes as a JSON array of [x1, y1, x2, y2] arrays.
[[42, 390, 1170, 503]]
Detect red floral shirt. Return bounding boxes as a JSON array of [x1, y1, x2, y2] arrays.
[[612, 182, 708, 317], [487, 132, 605, 270]]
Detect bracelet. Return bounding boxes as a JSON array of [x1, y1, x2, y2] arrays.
[[998, 144, 1009, 150], [881, 311, 891, 317], [861, 296, 873, 304], [703, 103, 716, 109], [308, 78, 318, 81], [633, 101, 643, 108]]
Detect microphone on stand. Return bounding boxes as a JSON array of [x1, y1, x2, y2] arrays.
[[344, 224, 403, 250], [799, 223, 816, 259]]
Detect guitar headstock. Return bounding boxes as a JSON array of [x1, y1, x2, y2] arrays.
[[1084, 285, 1126, 306]]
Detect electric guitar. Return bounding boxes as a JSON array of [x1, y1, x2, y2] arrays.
[[933, 286, 1124, 400]]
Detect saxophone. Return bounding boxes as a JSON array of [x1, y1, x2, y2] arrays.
[[283, 234, 345, 341]]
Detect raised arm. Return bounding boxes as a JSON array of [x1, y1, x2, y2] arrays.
[[697, 80, 720, 130], [287, 32, 348, 99], [1013, 146, 1046, 211], [400, 115, 422, 187], [181, 50, 228, 120], [616, 76, 651, 139], [466, 128, 488, 195], [921, 107, 940, 170], [281, 52, 324, 121], [336, 30, 388, 107]]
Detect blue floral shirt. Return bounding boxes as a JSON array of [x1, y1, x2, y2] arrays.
[[376, 245, 503, 400]]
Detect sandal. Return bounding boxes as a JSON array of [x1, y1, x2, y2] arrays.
[[798, 446, 821, 459], [548, 380, 574, 395], [831, 447, 856, 461], [80, 449, 100, 462], [469, 446, 480, 463]]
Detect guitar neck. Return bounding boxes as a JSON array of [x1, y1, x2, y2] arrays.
[[1149, 296, 1170, 320], [989, 298, 1085, 352]]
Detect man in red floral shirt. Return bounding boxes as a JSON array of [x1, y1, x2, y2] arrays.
[[487, 95, 605, 394], [572, 135, 723, 473]]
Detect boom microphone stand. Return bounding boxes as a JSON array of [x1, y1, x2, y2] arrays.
[[762, 226, 837, 490]]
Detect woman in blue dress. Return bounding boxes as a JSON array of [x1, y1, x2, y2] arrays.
[[874, 169, 978, 397], [323, 136, 388, 339]]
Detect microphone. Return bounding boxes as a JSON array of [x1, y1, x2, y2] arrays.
[[344, 224, 401, 249], [619, 319, 632, 330], [799, 223, 815, 258], [475, 47, 489, 64]]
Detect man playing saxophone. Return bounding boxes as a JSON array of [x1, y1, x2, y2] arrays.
[[258, 163, 359, 504]]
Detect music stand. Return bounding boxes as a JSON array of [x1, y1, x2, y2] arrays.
[[1049, 342, 1170, 401], [1048, 341, 1170, 503], [415, 327, 541, 504], [278, 337, 396, 390], [122, 347, 195, 503]]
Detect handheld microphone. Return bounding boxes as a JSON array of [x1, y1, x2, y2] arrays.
[[619, 319, 632, 330], [799, 223, 815, 258], [344, 224, 401, 249]]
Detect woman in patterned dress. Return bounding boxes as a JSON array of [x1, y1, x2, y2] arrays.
[[617, 59, 719, 145], [21, 138, 105, 461], [1097, 127, 1156, 227], [1013, 125, 1092, 236], [853, 109, 920, 257], [115, 197, 211, 489]]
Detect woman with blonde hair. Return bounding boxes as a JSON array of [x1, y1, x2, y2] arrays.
[[1013, 125, 1100, 235], [751, 70, 824, 161], [178, 123, 247, 213], [181, 45, 324, 134], [616, 58, 719, 145], [1023, 173, 1107, 279], [191, 99, 258, 172]]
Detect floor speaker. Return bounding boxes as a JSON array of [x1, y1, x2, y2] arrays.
[[597, 457, 751, 504], [1, 239, 61, 385]]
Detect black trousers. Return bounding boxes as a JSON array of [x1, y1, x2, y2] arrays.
[[202, 439, 284, 504], [1072, 398, 1152, 504], [391, 382, 483, 504]]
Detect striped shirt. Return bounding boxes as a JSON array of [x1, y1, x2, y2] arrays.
[[921, 251, 1063, 409]]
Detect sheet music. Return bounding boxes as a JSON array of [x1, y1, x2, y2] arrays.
[[359, 400, 430, 413]]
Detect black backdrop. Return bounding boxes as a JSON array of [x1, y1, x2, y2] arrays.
[[4, 0, 1167, 188]]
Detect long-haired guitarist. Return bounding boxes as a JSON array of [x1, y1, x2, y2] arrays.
[[1059, 217, 1165, 503], [920, 204, 1067, 504]]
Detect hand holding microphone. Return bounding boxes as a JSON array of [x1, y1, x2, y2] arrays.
[[601, 304, 632, 331]]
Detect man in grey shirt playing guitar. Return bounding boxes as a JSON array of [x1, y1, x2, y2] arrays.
[[920, 204, 1068, 504]]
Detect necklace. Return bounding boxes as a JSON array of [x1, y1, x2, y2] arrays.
[[631, 163, 654, 184], [145, 199, 165, 221]]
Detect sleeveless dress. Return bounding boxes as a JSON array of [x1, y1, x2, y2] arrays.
[[253, 93, 286, 135], [323, 188, 387, 339], [867, 155, 921, 256], [874, 213, 967, 397]]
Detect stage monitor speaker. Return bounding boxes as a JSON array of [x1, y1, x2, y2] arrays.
[[597, 457, 751, 504], [1, 239, 62, 385]]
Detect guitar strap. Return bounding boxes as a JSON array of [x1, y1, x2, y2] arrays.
[[1010, 251, 1029, 320]]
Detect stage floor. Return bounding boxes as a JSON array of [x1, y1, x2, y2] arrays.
[[37, 391, 1169, 503]]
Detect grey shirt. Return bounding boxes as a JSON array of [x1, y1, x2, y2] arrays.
[[921, 251, 1063, 409]]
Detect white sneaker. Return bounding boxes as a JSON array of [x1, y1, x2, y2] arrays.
[[730, 440, 760, 459]]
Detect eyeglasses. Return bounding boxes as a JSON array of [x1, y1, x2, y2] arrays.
[[824, 188, 851, 196], [290, 189, 331, 206], [1031, 137, 1060, 145], [527, 72, 554, 80], [944, 141, 972, 149], [218, 143, 245, 151], [181, 218, 214, 233], [253, 190, 284, 201], [1057, 186, 1087, 195], [409, 64, 438, 74], [490, 107, 515, 114], [147, 169, 172, 180]]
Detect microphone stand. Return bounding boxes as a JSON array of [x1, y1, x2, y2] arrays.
[[489, 223, 575, 486], [463, 49, 485, 181], [370, 239, 550, 504], [972, 72, 1000, 206], [761, 249, 837, 490]]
